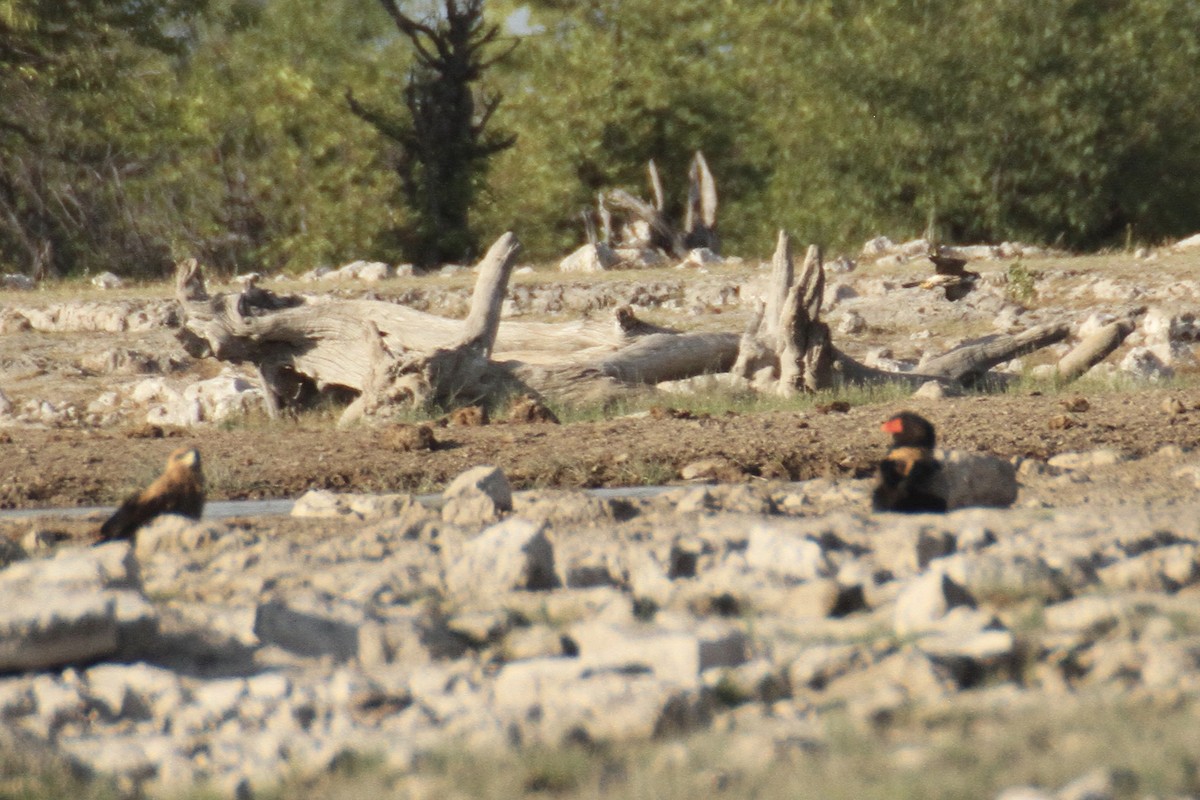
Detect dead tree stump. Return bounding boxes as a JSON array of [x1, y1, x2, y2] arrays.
[[732, 231, 833, 394]]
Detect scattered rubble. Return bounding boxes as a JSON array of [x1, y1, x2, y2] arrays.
[[2, 460, 1199, 797]]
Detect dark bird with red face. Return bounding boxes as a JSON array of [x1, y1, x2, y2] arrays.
[[872, 412, 947, 513], [99, 447, 205, 541]]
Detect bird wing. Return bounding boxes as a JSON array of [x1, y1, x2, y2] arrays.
[[930, 253, 969, 276], [98, 469, 202, 541], [99, 488, 170, 541]]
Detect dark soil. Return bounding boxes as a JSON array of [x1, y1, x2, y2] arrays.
[[1, 388, 1196, 510]]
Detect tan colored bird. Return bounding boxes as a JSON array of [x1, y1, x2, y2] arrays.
[[99, 447, 205, 541], [902, 246, 981, 301]]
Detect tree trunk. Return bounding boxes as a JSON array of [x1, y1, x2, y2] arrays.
[[732, 231, 832, 393], [683, 151, 719, 252], [919, 323, 1070, 386], [1056, 318, 1135, 381]]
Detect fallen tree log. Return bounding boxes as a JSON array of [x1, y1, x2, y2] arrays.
[[1055, 317, 1137, 381], [918, 322, 1071, 386], [174, 229, 1122, 423], [177, 234, 523, 421], [174, 232, 741, 420]]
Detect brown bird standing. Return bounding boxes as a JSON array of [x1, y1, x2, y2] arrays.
[[99, 447, 205, 541], [872, 412, 947, 513]]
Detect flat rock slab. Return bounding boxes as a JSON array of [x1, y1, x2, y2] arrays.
[[0, 593, 118, 673], [0, 543, 154, 672], [444, 518, 558, 594]]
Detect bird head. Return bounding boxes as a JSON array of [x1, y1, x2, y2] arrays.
[[881, 412, 937, 448], [167, 447, 203, 477]]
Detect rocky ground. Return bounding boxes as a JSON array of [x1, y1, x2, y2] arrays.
[[3, 237, 1200, 798]]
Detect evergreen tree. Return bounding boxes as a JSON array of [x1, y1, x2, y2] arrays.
[[348, 0, 517, 267]]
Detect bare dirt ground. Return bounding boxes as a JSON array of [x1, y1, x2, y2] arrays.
[[1, 382, 1198, 513], [2, 244, 1199, 515]]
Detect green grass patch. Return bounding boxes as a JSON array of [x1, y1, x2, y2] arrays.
[[548, 381, 915, 425]]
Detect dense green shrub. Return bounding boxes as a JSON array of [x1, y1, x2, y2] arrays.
[[2, 0, 1198, 275]]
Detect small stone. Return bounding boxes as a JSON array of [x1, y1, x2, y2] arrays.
[[444, 518, 559, 594], [745, 521, 831, 581], [912, 381, 953, 400], [507, 395, 560, 424], [253, 594, 365, 661], [933, 449, 1019, 509], [815, 401, 851, 414], [382, 423, 437, 451], [1162, 397, 1186, 415], [894, 570, 976, 636], [1059, 396, 1090, 413], [441, 465, 513, 526], [447, 405, 488, 426], [1047, 449, 1124, 470], [679, 458, 745, 483]]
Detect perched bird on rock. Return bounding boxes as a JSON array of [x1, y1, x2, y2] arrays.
[[872, 412, 947, 513], [99, 446, 205, 541], [901, 246, 980, 301]]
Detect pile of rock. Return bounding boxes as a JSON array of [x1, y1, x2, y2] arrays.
[[2, 459, 1198, 797]]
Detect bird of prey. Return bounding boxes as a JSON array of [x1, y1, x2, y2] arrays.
[[99, 447, 205, 541], [872, 412, 947, 513], [901, 246, 981, 301]]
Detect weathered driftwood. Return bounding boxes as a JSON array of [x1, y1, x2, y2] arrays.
[[510, 331, 741, 407], [727, 231, 1079, 391], [732, 232, 832, 394], [604, 188, 683, 256], [177, 233, 522, 423], [176, 226, 1111, 422], [1056, 318, 1136, 381], [683, 151, 719, 252], [647, 159, 665, 213], [919, 323, 1070, 386], [596, 151, 719, 258], [175, 232, 744, 419]]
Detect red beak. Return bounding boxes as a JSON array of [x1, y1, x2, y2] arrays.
[[881, 417, 904, 434]]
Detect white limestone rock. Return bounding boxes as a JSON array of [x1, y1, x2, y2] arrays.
[[1, 274, 35, 290], [870, 523, 957, 577], [571, 620, 748, 687], [745, 521, 832, 581], [291, 489, 417, 521], [444, 518, 558, 594], [1047, 449, 1124, 471], [1119, 346, 1173, 380], [493, 657, 710, 743], [329, 260, 391, 282], [894, 570, 976, 636], [253, 594, 367, 661], [678, 247, 722, 268], [861, 236, 895, 256], [1171, 232, 1200, 251], [932, 448, 1019, 509], [90, 272, 123, 289], [559, 242, 620, 273], [134, 515, 225, 559], [0, 593, 118, 672], [441, 464, 513, 526]]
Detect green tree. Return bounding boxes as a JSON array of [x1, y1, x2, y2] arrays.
[[348, 0, 517, 267], [731, 0, 1200, 250], [0, 0, 204, 278], [484, 0, 769, 259], [166, 0, 404, 274]]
